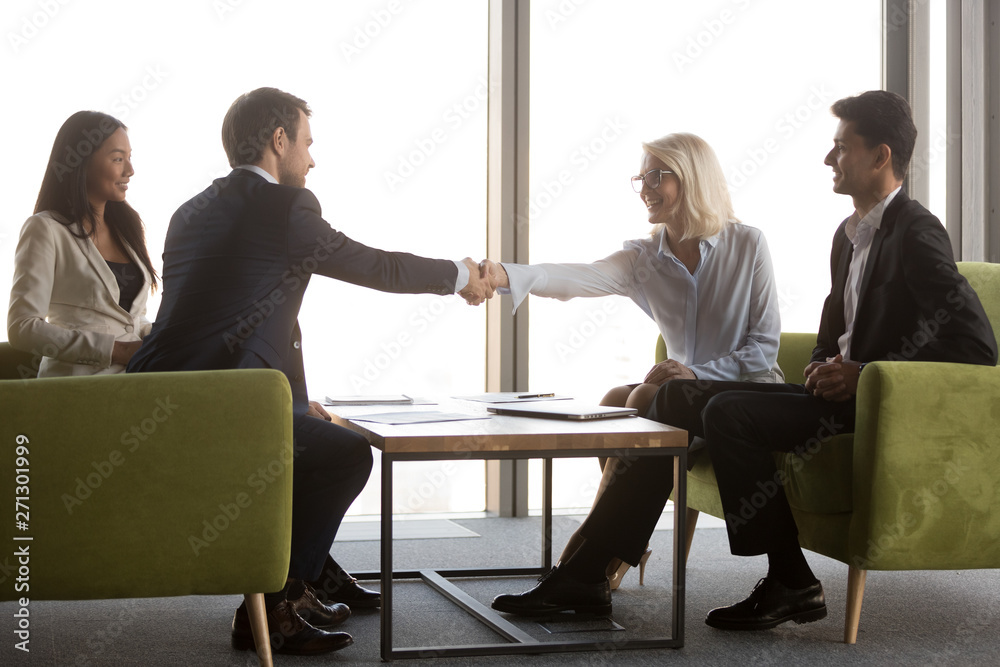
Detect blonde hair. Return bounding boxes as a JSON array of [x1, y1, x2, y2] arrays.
[[641, 132, 736, 241]]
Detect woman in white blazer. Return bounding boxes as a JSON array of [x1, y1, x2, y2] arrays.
[[7, 111, 158, 376]]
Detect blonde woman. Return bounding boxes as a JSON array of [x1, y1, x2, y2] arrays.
[[486, 133, 782, 616]]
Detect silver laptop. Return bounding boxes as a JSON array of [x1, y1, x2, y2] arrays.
[[487, 403, 638, 421]]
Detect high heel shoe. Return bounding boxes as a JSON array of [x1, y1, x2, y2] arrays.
[[606, 547, 652, 591]]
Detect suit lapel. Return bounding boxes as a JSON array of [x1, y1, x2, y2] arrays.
[[828, 229, 854, 339], [76, 232, 126, 314]]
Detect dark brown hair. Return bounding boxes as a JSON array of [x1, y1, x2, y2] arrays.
[[221, 87, 311, 168], [35, 111, 158, 289], [831, 91, 917, 180]]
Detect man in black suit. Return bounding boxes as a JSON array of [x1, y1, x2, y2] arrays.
[[129, 87, 495, 654], [491, 91, 997, 628]]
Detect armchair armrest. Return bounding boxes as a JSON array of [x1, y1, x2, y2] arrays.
[[849, 361, 1000, 570]]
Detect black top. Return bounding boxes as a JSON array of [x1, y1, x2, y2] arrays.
[[105, 260, 142, 312]]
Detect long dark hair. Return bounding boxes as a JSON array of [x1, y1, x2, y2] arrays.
[[34, 111, 158, 289]]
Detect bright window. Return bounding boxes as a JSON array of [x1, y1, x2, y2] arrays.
[[0, 0, 489, 516]]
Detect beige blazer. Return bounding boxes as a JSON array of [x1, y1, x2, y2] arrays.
[[7, 211, 152, 377]]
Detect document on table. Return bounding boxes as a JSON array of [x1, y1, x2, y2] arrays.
[[348, 411, 491, 425], [324, 394, 413, 405], [453, 392, 571, 403]]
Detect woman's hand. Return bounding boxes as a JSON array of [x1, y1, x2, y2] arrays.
[[643, 359, 695, 385], [111, 340, 142, 365]]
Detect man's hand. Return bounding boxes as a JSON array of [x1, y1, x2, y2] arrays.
[[644, 360, 696, 385], [306, 400, 332, 421], [479, 259, 509, 289], [459, 257, 496, 306], [803, 354, 862, 401]]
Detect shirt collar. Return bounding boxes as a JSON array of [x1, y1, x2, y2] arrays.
[[236, 164, 279, 185], [656, 228, 720, 259], [845, 186, 901, 244]]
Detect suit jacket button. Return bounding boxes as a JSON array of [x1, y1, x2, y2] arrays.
[[293, 341, 301, 349], [293, 375, 303, 382]]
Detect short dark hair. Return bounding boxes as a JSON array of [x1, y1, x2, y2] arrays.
[[221, 87, 311, 168], [35, 111, 158, 288], [831, 90, 917, 180]]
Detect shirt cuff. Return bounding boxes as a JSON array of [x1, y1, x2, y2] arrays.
[[453, 260, 470, 292]]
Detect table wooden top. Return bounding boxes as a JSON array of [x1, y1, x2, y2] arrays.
[[326, 399, 688, 455]]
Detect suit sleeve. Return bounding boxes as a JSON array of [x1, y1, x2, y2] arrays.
[[285, 189, 458, 294], [6, 216, 115, 367], [899, 216, 997, 365]]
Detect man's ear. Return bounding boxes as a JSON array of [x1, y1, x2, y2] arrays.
[[874, 143, 893, 172], [270, 126, 287, 158]]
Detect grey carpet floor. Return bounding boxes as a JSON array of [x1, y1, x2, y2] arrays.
[[3, 516, 999, 666]]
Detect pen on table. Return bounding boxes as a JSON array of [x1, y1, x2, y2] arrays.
[[518, 393, 555, 399]]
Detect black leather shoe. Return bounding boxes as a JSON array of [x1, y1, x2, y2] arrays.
[[491, 566, 612, 617], [705, 577, 827, 631], [310, 557, 381, 609], [288, 582, 351, 629], [232, 600, 354, 655]]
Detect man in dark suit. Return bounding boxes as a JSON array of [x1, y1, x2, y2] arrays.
[[128, 87, 495, 655], [491, 91, 997, 628]]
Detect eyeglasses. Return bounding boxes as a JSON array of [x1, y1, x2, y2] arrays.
[[631, 169, 674, 193]]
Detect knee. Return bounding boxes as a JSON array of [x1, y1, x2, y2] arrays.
[[625, 383, 660, 412], [347, 434, 374, 476], [649, 379, 694, 421], [601, 385, 633, 407], [703, 393, 747, 440]]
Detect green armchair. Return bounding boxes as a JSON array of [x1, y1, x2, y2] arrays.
[[672, 261, 1000, 644], [0, 352, 294, 666]]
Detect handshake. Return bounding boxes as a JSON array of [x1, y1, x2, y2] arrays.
[[458, 258, 509, 306]]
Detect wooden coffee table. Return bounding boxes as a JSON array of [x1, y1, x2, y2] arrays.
[[327, 399, 688, 660]]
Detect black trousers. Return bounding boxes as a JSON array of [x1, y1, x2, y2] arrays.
[[288, 413, 373, 580], [578, 380, 855, 563]]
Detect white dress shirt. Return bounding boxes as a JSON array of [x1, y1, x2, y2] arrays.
[[235, 165, 470, 291], [501, 223, 783, 382], [837, 187, 901, 360]]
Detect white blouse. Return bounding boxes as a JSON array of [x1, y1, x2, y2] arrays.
[[502, 223, 783, 382]]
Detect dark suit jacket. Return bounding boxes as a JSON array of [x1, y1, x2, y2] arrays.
[[812, 191, 997, 367], [128, 169, 458, 414]]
